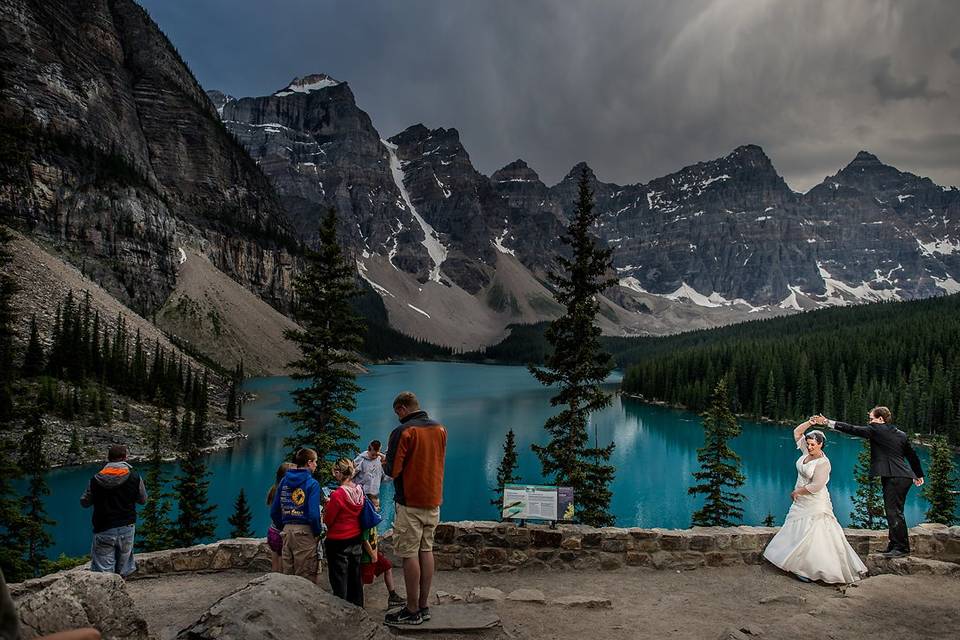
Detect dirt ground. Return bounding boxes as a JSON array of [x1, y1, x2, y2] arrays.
[[127, 565, 960, 640]]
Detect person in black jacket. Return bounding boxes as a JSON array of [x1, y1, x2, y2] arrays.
[[80, 445, 147, 576], [813, 407, 924, 557]]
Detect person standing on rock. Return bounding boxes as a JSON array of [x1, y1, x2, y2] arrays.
[[353, 440, 390, 509], [383, 392, 447, 626], [80, 444, 147, 578], [270, 448, 323, 583], [813, 407, 924, 557]]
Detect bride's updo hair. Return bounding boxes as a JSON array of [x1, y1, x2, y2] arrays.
[[805, 430, 826, 447]]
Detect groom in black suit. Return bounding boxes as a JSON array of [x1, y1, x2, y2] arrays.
[[814, 406, 924, 557]]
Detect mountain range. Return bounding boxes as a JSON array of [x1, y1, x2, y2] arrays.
[[2, 0, 958, 366], [210, 73, 960, 348]]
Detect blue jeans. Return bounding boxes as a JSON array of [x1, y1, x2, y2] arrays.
[[90, 524, 137, 576]]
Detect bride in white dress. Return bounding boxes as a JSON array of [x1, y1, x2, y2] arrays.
[[763, 419, 868, 584]]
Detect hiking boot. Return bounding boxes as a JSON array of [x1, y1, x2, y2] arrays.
[[881, 549, 909, 558], [387, 591, 406, 607], [419, 607, 431, 621], [385, 608, 423, 625]]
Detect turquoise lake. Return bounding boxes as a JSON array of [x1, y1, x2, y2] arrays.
[[42, 361, 949, 558]]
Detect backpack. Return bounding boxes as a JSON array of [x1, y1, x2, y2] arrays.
[[359, 496, 382, 530]]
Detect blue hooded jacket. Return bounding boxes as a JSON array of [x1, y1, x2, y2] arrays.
[[270, 468, 322, 535]]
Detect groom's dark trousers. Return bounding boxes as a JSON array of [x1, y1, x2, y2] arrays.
[[833, 422, 924, 553]]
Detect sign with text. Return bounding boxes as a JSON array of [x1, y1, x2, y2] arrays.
[[502, 484, 574, 521]]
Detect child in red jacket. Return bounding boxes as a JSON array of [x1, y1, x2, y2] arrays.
[[322, 458, 365, 606]]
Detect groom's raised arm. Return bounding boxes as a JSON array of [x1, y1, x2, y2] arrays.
[[828, 419, 872, 439]]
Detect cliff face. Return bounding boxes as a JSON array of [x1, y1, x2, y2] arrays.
[[0, 0, 296, 316], [219, 75, 431, 277]]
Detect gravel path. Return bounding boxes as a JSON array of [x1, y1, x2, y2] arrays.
[[127, 565, 960, 640]]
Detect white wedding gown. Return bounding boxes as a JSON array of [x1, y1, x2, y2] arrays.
[[762, 437, 868, 584]]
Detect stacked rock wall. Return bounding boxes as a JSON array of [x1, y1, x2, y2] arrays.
[[14, 524, 958, 586], [382, 521, 960, 573]]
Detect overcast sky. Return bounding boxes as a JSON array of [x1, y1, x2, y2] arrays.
[[141, 0, 960, 191]]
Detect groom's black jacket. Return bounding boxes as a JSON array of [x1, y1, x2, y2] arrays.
[[833, 422, 924, 479]]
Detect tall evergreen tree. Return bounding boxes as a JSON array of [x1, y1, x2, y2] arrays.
[[529, 169, 616, 527], [0, 226, 15, 421], [0, 226, 26, 581], [18, 406, 54, 577], [21, 315, 45, 377], [689, 377, 746, 527], [226, 380, 237, 421], [138, 406, 172, 552], [922, 435, 958, 525], [491, 429, 521, 517], [849, 439, 886, 529], [281, 208, 365, 474], [170, 443, 217, 548], [227, 488, 254, 538]]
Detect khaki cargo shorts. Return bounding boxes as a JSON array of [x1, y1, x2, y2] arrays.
[[281, 523, 319, 580], [393, 504, 440, 558]]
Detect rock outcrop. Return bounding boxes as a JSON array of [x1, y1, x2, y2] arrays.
[[11, 571, 149, 640], [175, 573, 392, 640], [0, 0, 296, 317]]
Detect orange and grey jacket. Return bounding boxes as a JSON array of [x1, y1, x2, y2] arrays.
[[385, 411, 447, 508]]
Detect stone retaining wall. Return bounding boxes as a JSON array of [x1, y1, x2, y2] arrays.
[[382, 521, 960, 572], [17, 523, 957, 586]]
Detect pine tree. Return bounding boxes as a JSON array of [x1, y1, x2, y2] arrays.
[[922, 435, 958, 525], [18, 406, 54, 577], [0, 226, 15, 422], [0, 226, 27, 581], [227, 488, 254, 538], [530, 168, 616, 527], [138, 406, 172, 552], [689, 377, 746, 527], [281, 208, 365, 474], [178, 410, 193, 452], [491, 429, 521, 517], [849, 439, 886, 529], [226, 380, 237, 421], [762, 513, 776, 527], [21, 315, 45, 377], [170, 444, 217, 548], [67, 427, 81, 458]]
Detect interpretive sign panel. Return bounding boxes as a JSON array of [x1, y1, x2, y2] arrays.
[[502, 484, 575, 522]]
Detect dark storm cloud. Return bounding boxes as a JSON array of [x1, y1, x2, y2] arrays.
[[139, 0, 960, 191], [870, 56, 946, 101]]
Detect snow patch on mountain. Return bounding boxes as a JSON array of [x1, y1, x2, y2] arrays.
[[356, 260, 395, 298], [383, 140, 448, 282], [778, 286, 804, 311], [274, 74, 341, 96], [917, 237, 960, 256], [817, 262, 901, 305], [933, 276, 960, 294], [407, 303, 431, 318]]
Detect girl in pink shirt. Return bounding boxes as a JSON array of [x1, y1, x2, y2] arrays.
[[322, 458, 365, 606]]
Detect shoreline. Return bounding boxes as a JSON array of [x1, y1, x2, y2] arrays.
[[619, 392, 950, 452]]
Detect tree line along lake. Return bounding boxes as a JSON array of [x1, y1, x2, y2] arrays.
[[40, 361, 952, 558]]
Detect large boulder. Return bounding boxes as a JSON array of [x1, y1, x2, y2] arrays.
[[13, 571, 149, 639], [175, 573, 392, 640]]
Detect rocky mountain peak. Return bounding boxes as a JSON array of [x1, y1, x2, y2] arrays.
[[273, 73, 342, 97], [833, 150, 915, 193], [726, 144, 775, 169], [492, 159, 541, 184], [559, 161, 596, 185], [205, 89, 234, 115]]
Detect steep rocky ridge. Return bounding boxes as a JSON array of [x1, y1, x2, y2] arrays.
[[0, 0, 296, 317], [215, 70, 960, 345]]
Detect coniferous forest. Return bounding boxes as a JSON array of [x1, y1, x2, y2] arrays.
[[619, 295, 960, 443]]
